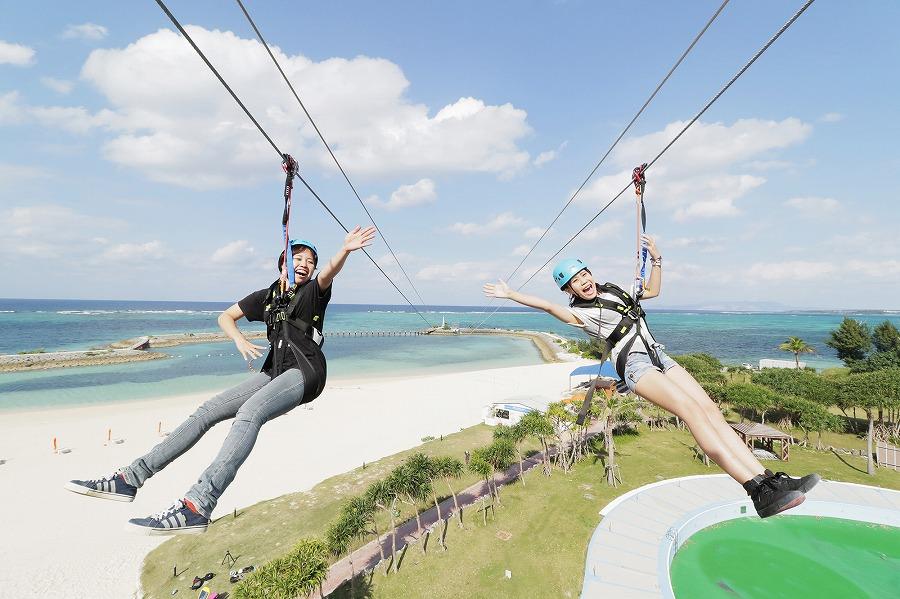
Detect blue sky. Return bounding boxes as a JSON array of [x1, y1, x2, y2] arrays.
[[1, 1, 898, 309]]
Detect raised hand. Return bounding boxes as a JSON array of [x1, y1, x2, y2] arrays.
[[483, 280, 512, 299], [641, 234, 660, 259], [343, 225, 377, 252]]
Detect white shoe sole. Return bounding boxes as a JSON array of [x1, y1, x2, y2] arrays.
[[64, 481, 135, 502], [124, 521, 208, 536]]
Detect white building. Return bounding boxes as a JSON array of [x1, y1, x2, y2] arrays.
[[482, 396, 551, 427], [759, 358, 806, 370]]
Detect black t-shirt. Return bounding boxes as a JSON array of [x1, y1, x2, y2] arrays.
[[239, 277, 332, 385]]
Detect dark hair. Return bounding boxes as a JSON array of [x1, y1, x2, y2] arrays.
[[277, 244, 318, 271]]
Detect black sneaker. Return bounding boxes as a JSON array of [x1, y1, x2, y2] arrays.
[[744, 473, 805, 518], [764, 469, 821, 494], [126, 499, 209, 535], [64, 471, 137, 502]]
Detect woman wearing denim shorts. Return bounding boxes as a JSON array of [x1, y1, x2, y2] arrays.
[[484, 235, 820, 518]]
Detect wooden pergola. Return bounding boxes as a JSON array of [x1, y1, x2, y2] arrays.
[[730, 422, 794, 461]]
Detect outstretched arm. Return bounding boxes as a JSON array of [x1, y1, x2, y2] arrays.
[[639, 234, 663, 300], [317, 225, 377, 290], [483, 280, 580, 325], [218, 303, 267, 360]]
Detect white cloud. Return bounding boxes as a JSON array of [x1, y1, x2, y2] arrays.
[[211, 240, 256, 264], [0, 163, 42, 185], [366, 178, 436, 211], [71, 27, 531, 188], [100, 240, 167, 261], [0, 205, 124, 257], [580, 220, 623, 241], [746, 261, 836, 281], [0, 40, 35, 66], [845, 260, 900, 278], [416, 261, 499, 282], [533, 141, 568, 167], [577, 118, 811, 222], [511, 244, 530, 257], [0, 89, 112, 133], [41, 77, 74, 95], [668, 236, 725, 253], [524, 226, 547, 239], [785, 196, 839, 214], [62, 23, 108, 41], [821, 112, 844, 123], [449, 212, 525, 235]]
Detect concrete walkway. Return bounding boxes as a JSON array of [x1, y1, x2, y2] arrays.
[[581, 474, 900, 598]]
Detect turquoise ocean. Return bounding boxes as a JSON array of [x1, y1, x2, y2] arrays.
[[2, 298, 899, 412]]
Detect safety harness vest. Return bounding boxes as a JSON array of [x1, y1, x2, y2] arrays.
[[262, 281, 326, 399], [570, 281, 663, 380]]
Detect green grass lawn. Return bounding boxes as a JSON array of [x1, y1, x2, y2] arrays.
[[141, 425, 900, 599]]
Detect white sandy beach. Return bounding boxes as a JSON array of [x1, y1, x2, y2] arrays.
[[0, 359, 586, 598]]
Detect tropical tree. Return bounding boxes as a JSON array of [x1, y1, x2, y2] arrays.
[[325, 495, 375, 595], [493, 423, 528, 486], [751, 367, 838, 408], [395, 454, 434, 553], [365, 477, 400, 574], [591, 387, 641, 486], [468, 449, 494, 507], [431, 455, 465, 527], [827, 317, 871, 365], [873, 321, 900, 353], [839, 369, 900, 474], [779, 336, 816, 369], [545, 401, 575, 471], [483, 438, 516, 504], [722, 383, 776, 424], [234, 537, 329, 599], [519, 409, 554, 475]]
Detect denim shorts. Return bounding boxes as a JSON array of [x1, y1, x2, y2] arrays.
[[623, 349, 678, 393]]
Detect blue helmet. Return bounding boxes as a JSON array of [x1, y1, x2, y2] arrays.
[[278, 238, 318, 270], [552, 258, 588, 289]]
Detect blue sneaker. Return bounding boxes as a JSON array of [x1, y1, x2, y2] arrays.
[[127, 499, 209, 535], [65, 471, 137, 502]]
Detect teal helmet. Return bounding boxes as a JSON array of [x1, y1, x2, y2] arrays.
[[278, 238, 318, 270], [552, 258, 588, 289]]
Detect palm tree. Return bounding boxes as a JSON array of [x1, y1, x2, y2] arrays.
[[364, 478, 397, 575], [593, 389, 640, 487], [398, 454, 434, 553], [779, 336, 816, 369], [546, 401, 575, 471], [431, 455, 464, 527], [519, 410, 554, 476], [326, 495, 376, 595], [493, 423, 528, 486], [468, 451, 494, 525], [484, 438, 516, 505]]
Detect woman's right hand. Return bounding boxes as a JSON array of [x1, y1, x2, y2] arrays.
[[234, 336, 267, 361], [483, 280, 512, 299]]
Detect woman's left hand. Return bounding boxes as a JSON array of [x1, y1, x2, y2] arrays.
[[641, 234, 660, 259], [343, 225, 377, 252]]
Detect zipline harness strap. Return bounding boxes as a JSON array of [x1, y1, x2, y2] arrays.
[[632, 163, 648, 299], [280, 154, 299, 292]]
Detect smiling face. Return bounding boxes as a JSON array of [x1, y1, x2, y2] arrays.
[[290, 247, 316, 284], [566, 268, 597, 301]]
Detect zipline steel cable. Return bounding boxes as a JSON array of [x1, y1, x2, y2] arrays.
[[474, 0, 730, 329], [234, 0, 429, 309], [516, 0, 816, 293], [152, 0, 434, 327]]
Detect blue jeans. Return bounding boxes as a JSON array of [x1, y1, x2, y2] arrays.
[[121, 369, 306, 518], [623, 349, 678, 393]]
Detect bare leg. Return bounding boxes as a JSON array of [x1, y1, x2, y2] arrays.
[[663, 365, 766, 477], [634, 370, 755, 483]]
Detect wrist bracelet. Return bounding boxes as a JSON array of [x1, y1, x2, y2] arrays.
[[651, 257, 662, 266]]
